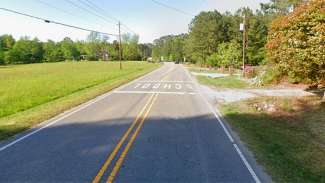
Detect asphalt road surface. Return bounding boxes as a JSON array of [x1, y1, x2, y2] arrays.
[[0, 63, 265, 183]]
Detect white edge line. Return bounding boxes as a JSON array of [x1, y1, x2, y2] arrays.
[[199, 94, 234, 142], [0, 92, 111, 152], [183, 65, 261, 183], [0, 65, 165, 152], [234, 144, 261, 183]]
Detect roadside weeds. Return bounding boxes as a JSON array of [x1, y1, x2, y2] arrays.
[[219, 96, 325, 183]]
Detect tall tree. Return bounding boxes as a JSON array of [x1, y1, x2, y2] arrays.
[[152, 34, 186, 62], [185, 11, 228, 65], [0, 34, 15, 51], [60, 37, 79, 60], [122, 33, 140, 60], [266, 0, 325, 84], [0, 35, 15, 64], [86, 32, 103, 60], [43, 40, 64, 62], [5, 37, 43, 64]]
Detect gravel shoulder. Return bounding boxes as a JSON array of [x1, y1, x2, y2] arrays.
[[199, 83, 314, 103]]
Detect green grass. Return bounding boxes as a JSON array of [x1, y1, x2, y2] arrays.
[[197, 75, 249, 89], [0, 61, 159, 140], [219, 96, 325, 183]]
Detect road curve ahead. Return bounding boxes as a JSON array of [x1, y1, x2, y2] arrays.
[[0, 63, 263, 183]]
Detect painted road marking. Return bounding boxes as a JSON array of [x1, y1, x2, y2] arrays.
[[141, 83, 151, 89], [0, 64, 166, 153], [183, 66, 261, 183], [113, 91, 197, 95], [130, 82, 194, 91], [93, 66, 173, 182], [107, 94, 159, 183], [92, 94, 156, 183], [133, 83, 142, 89], [0, 91, 114, 152], [152, 83, 161, 89], [136, 80, 194, 83], [163, 83, 171, 89], [175, 83, 182, 90]]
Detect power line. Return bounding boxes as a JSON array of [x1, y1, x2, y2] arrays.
[[35, 0, 117, 35], [80, 0, 137, 35], [120, 23, 137, 35], [75, 0, 133, 34], [36, 0, 79, 18], [66, 0, 136, 34], [75, 0, 116, 24], [65, 0, 115, 25], [83, 0, 119, 22], [150, 0, 194, 17], [36, 0, 115, 33], [0, 7, 118, 36]]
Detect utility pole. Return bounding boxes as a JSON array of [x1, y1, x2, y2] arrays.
[[241, 15, 246, 77], [118, 21, 122, 70]]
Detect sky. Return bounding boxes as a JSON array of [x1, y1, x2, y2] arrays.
[[0, 0, 270, 43]]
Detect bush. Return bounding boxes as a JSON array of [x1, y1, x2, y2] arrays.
[[207, 52, 221, 67], [261, 67, 282, 84], [207, 40, 241, 68], [0, 51, 4, 65], [266, 0, 325, 84]]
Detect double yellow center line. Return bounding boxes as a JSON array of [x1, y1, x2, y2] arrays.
[[92, 93, 159, 183], [92, 66, 173, 183]]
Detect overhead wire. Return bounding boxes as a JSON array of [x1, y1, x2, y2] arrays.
[[65, 0, 115, 25], [0, 7, 118, 36], [35, 0, 109, 27], [36, 0, 80, 19], [83, 0, 119, 22], [78, 0, 137, 35], [150, 0, 194, 17]]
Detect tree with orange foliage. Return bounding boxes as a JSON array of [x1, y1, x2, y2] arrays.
[[266, 0, 325, 85]]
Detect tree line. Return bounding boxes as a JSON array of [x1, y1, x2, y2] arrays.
[[152, 4, 273, 66], [0, 32, 152, 65], [152, 0, 324, 84]]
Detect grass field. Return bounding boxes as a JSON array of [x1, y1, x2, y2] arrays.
[[187, 65, 249, 89], [0, 61, 159, 140], [197, 75, 249, 89], [220, 96, 325, 183]]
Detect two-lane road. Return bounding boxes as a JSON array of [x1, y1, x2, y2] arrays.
[[0, 63, 263, 182]]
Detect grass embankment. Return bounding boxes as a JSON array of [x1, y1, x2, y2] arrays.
[[220, 96, 325, 183], [0, 61, 159, 141], [187, 66, 249, 89], [197, 75, 249, 89]]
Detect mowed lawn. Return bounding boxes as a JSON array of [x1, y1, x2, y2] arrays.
[[0, 61, 159, 140], [197, 75, 249, 89]]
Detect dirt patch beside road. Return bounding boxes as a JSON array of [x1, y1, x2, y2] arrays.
[[200, 84, 315, 103]]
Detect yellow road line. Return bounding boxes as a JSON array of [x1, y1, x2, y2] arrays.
[[92, 94, 155, 183], [106, 93, 159, 183], [93, 65, 172, 182]]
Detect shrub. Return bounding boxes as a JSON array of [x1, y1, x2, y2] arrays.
[[0, 51, 4, 65], [266, 0, 325, 84], [207, 40, 241, 68], [261, 66, 282, 84]]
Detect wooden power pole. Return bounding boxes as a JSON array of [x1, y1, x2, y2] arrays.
[[118, 21, 122, 70], [242, 15, 246, 77]]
